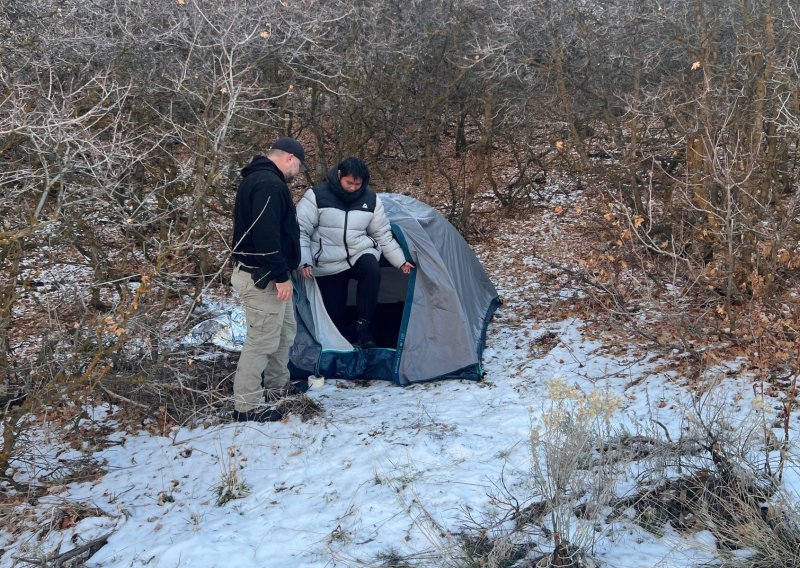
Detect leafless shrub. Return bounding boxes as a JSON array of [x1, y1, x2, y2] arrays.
[[391, 378, 800, 567], [517, 380, 619, 567], [391, 379, 619, 568], [609, 380, 800, 567], [214, 445, 250, 507]]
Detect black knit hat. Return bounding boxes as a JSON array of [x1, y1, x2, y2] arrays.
[[272, 137, 307, 171]]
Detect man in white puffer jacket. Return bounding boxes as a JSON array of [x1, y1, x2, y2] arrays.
[[297, 157, 414, 348]]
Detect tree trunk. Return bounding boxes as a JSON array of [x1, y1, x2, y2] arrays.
[[0, 239, 21, 387], [548, 22, 589, 172], [460, 90, 493, 232]]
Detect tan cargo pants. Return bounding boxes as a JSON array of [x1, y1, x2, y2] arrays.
[[231, 265, 296, 412]]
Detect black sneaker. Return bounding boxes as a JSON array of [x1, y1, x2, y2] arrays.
[[232, 408, 283, 422], [356, 319, 377, 349]]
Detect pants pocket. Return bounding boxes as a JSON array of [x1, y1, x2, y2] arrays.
[[248, 305, 280, 329]]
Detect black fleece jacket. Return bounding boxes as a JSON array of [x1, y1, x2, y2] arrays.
[[231, 156, 300, 283]]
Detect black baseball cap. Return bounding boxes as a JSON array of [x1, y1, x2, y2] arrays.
[[272, 136, 307, 171]]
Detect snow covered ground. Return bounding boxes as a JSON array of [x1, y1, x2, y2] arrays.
[[3, 307, 790, 567], [2, 210, 797, 567]]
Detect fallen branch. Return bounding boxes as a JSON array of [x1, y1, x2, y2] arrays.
[[13, 531, 113, 567], [99, 384, 149, 409]]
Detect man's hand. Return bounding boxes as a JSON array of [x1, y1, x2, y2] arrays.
[[275, 280, 293, 301], [299, 265, 313, 279], [400, 261, 415, 275]]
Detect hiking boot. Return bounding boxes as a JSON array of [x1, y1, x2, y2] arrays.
[[356, 319, 377, 349], [232, 407, 283, 423]]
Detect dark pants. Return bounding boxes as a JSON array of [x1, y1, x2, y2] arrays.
[[316, 254, 380, 332]]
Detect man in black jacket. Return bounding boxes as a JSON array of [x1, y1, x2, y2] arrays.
[[230, 137, 306, 422]]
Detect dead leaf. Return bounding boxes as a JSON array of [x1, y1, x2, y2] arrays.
[[59, 515, 77, 530], [691, 61, 701, 70]]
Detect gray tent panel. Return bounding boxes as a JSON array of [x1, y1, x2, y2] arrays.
[[290, 277, 352, 373]]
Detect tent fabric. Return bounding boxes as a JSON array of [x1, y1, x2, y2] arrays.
[[289, 193, 500, 385]]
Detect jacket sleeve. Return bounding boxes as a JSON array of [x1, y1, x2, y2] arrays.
[[296, 188, 319, 268], [367, 197, 407, 268], [250, 182, 290, 282]]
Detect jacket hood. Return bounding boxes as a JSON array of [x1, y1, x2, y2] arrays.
[[241, 155, 284, 181], [326, 166, 369, 203]]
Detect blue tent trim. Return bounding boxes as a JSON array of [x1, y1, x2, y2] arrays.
[[316, 348, 395, 381], [476, 296, 502, 373], [389, 223, 416, 384]]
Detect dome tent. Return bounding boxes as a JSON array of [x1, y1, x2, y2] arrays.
[[289, 193, 500, 385]]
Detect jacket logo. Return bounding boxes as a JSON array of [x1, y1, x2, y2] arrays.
[[362, 203, 368, 209]]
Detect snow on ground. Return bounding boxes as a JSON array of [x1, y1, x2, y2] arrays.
[[2, 311, 783, 567], [1, 201, 794, 567]]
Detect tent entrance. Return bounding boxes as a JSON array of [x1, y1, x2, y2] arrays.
[[288, 198, 499, 385], [342, 260, 410, 348], [314, 260, 411, 382]]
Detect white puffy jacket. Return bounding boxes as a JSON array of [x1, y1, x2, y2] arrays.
[[297, 175, 407, 277]]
